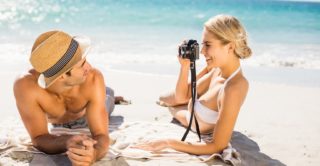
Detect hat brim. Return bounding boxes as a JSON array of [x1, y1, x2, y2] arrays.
[[74, 35, 91, 59], [38, 35, 91, 89]]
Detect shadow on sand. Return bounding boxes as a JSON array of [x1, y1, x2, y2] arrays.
[[229, 131, 285, 166], [171, 118, 285, 166]]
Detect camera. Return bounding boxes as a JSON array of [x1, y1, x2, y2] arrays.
[[178, 39, 199, 61]]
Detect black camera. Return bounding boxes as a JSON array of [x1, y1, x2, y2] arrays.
[[178, 39, 199, 61]]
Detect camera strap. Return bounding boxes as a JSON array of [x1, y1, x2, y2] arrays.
[[181, 61, 201, 142]]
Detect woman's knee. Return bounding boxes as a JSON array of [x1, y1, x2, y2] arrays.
[[174, 110, 188, 127]]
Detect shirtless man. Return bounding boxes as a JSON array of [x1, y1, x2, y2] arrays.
[[13, 31, 111, 165]]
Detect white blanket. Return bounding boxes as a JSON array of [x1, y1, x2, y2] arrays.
[[108, 121, 241, 166], [0, 118, 284, 166]]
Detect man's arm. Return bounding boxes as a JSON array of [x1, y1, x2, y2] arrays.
[[33, 134, 73, 154], [13, 77, 73, 154], [84, 70, 109, 160]]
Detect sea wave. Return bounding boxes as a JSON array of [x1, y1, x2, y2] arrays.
[[1, 0, 319, 71], [2, 42, 319, 72]]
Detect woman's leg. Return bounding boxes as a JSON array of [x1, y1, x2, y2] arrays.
[[172, 101, 215, 134], [168, 105, 189, 127], [158, 90, 188, 107]]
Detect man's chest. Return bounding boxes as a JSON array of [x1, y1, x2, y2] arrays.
[[40, 93, 89, 118]]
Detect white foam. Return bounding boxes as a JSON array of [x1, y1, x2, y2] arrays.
[[1, 41, 320, 77]]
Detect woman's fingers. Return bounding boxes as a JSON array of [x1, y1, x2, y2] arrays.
[[132, 140, 167, 152]]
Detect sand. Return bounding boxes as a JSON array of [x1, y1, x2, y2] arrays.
[[1, 68, 320, 165]]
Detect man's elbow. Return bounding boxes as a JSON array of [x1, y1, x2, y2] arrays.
[[32, 135, 64, 154], [32, 141, 56, 154], [93, 134, 110, 160]]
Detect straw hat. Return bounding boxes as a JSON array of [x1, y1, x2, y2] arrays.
[[30, 30, 91, 88]]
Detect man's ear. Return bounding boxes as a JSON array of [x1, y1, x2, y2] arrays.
[[59, 73, 67, 80]]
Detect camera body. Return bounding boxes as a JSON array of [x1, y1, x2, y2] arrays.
[[178, 39, 199, 61]]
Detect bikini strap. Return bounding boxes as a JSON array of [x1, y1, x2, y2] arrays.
[[224, 67, 241, 84], [217, 67, 241, 109]]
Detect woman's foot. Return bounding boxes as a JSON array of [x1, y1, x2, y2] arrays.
[[156, 100, 169, 107], [114, 96, 131, 105]]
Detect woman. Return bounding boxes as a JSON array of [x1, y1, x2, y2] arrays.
[[136, 14, 252, 155]]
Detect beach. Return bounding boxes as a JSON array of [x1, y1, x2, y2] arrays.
[[1, 0, 320, 165], [101, 69, 320, 166], [1, 67, 320, 165]]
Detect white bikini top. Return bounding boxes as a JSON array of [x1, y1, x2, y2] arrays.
[[194, 67, 241, 124], [217, 67, 241, 109]]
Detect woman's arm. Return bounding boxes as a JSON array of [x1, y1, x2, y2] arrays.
[[158, 67, 213, 107], [174, 57, 191, 103], [134, 137, 225, 155], [137, 76, 249, 155], [174, 78, 248, 155], [210, 77, 249, 153], [174, 57, 215, 104], [167, 139, 225, 155]]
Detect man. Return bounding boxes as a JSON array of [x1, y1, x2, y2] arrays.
[[13, 31, 112, 165]]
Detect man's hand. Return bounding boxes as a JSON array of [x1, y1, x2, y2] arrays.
[[66, 135, 97, 166]]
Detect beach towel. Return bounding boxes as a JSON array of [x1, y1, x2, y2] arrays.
[[0, 116, 123, 166], [0, 117, 285, 166], [109, 121, 241, 166]]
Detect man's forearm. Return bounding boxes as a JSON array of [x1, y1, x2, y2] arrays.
[[33, 134, 73, 154], [93, 134, 109, 161]]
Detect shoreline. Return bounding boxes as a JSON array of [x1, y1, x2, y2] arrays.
[[99, 65, 320, 87]]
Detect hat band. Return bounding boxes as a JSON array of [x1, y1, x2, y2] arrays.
[[43, 39, 79, 78]]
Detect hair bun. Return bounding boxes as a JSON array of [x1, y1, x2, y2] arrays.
[[241, 46, 252, 59]]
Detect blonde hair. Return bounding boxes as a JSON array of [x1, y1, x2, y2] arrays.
[[204, 14, 252, 59]]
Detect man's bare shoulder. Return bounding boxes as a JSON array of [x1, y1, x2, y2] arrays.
[[81, 68, 105, 91], [84, 68, 105, 85], [80, 68, 105, 96], [14, 70, 41, 96]]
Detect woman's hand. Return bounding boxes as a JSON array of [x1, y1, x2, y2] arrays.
[[178, 56, 191, 69], [177, 40, 191, 68], [132, 139, 170, 152]]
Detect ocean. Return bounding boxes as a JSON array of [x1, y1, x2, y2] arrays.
[[0, 0, 320, 81]]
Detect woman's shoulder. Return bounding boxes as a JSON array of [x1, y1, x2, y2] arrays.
[[224, 74, 249, 97]]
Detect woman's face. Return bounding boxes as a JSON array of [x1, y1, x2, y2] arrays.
[[201, 28, 230, 69]]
